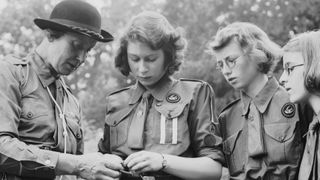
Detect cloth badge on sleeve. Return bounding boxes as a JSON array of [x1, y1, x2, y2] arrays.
[[166, 93, 181, 103], [281, 102, 295, 118]]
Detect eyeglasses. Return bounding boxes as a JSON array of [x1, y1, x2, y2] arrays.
[[284, 63, 304, 75], [216, 54, 243, 71]]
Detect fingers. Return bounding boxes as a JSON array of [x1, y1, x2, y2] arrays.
[[95, 174, 119, 180], [78, 153, 122, 180], [104, 154, 124, 170], [89, 163, 121, 178], [99, 167, 121, 178], [123, 151, 143, 167], [130, 160, 150, 172], [125, 154, 146, 169], [123, 151, 162, 173], [136, 165, 153, 173]]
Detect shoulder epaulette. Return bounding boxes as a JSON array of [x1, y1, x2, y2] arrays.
[[220, 98, 241, 114], [4, 55, 28, 65], [108, 86, 131, 96]]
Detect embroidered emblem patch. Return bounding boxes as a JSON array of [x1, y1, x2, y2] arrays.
[[281, 102, 295, 118], [204, 134, 216, 146], [166, 93, 181, 103]]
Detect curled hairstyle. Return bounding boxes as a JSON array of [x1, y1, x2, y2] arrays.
[[283, 31, 320, 93], [209, 22, 282, 74], [114, 11, 187, 76]]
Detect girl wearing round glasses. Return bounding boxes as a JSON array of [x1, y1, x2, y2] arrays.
[[280, 31, 320, 180], [209, 22, 303, 179]]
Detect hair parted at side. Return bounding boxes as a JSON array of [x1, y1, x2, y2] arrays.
[[114, 11, 187, 76], [209, 22, 282, 74], [283, 31, 320, 94]]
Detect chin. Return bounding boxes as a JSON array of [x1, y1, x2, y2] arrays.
[[139, 80, 158, 88], [60, 71, 71, 76], [141, 82, 155, 88], [60, 68, 75, 76], [289, 96, 299, 103], [289, 94, 306, 104], [229, 83, 243, 90]]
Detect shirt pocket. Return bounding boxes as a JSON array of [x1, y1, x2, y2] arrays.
[[105, 107, 135, 150], [153, 101, 190, 145], [223, 130, 245, 175], [64, 112, 82, 153], [20, 99, 53, 135], [264, 120, 302, 164]]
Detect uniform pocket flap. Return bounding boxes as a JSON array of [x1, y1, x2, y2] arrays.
[[223, 130, 242, 155], [264, 122, 296, 143], [155, 102, 188, 118], [106, 106, 136, 126], [65, 114, 82, 140]]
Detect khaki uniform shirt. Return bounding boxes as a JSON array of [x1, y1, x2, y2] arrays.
[[219, 77, 303, 180], [98, 77, 225, 165], [0, 52, 83, 180], [299, 114, 320, 180]]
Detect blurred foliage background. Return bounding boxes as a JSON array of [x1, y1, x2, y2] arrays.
[[1, 0, 320, 157]]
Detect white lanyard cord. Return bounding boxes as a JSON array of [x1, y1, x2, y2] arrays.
[[46, 81, 68, 180], [46, 83, 68, 154]]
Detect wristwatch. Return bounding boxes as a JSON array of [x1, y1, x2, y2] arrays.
[[160, 153, 167, 170]]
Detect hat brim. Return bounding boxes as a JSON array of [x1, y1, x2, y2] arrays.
[[34, 18, 114, 43]]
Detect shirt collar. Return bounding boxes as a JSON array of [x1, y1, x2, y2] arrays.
[[129, 76, 175, 105], [29, 50, 60, 88], [241, 77, 279, 115]]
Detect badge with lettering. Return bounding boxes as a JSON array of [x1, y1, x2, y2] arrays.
[[281, 102, 295, 118], [166, 93, 181, 103]]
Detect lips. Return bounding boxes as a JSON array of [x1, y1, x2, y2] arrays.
[[285, 87, 292, 93], [227, 77, 236, 83], [67, 60, 80, 70], [138, 76, 151, 80], [67, 62, 76, 69]]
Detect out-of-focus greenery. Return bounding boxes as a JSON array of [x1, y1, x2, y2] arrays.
[[1, 0, 320, 154]]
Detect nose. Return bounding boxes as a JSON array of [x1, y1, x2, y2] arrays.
[[138, 61, 148, 74], [77, 51, 87, 65], [279, 71, 288, 86], [221, 62, 232, 76]]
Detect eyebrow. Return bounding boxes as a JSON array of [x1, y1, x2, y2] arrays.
[[127, 53, 159, 58]]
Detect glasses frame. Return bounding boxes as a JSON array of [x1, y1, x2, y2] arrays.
[[284, 63, 304, 75], [216, 49, 250, 71]]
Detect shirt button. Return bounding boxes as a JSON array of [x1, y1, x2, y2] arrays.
[[278, 136, 284, 142], [137, 111, 143, 116], [27, 112, 33, 119], [76, 133, 81, 139], [45, 159, 51, 165]]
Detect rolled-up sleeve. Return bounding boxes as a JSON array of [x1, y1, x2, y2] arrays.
[[0, 61, 59, 178], [188, 82, 225, 166]]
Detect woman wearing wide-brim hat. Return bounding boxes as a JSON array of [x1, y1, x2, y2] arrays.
[[0, 0, 124, 180]]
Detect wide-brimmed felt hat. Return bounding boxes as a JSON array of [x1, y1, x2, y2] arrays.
[[34, 0, 113, 42]]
